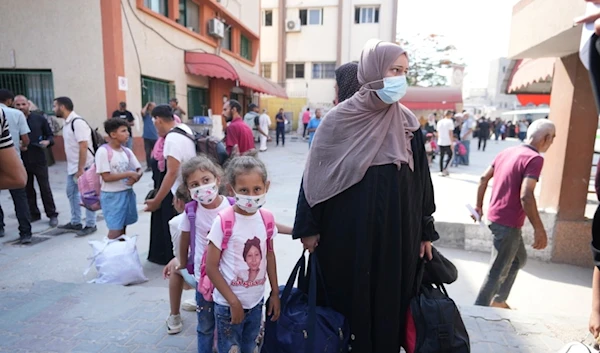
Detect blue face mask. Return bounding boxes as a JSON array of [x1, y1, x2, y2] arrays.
[[370, 76, 408, 104]]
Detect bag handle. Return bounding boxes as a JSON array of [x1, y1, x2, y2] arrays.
[[306, 253, 332, 352], [415, 259, 426, 295], [280, 250, 307, 311]]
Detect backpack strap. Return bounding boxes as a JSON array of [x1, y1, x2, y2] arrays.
[[185, 201, 198, 274], [168, 126, 195, 142], [226, 196, 236, 205], [71, 117, 96, 156], [218, 206, 236, 251], [259, 208, 275, 252]]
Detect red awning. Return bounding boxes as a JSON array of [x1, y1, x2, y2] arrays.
[[185, 52, 287, 99], [400, 86, 463, 110], [507, 58, 555, 93], [516, 94, 551, 106]]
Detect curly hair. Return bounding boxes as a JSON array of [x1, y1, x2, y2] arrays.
[[243, 237, 262, 260]]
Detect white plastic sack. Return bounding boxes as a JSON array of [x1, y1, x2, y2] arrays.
[[557, 342, 599, 353], [85, 235, 148, 285]]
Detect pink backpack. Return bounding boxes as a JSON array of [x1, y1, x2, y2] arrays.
[[184, 197, 236, 275], [78, 145, 133, 211], [198, 206, 275, 302], [457, 142, 467, 156]]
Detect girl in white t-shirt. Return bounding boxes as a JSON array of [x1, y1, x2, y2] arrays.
[[206, 155, 281, 353], [174, 156, 232, 352]]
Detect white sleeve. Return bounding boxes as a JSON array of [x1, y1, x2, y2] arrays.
[[163, 135, 182, 162], [179, 211, 191, 232], [95, 148, 110, 174], [207, 216, 224, 250], [73, 119, 91, 143]]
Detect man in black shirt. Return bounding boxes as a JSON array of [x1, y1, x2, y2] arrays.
[[111, 102, 134, 149], [477, 117, 491, 151], [14, 95, 58, 227]]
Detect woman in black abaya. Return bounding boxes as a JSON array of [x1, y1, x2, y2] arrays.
[[293, 40, 439, 353]]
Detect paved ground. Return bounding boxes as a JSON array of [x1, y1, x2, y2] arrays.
[[0, 134, 595, 352]]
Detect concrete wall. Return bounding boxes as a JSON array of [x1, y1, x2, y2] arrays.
[[508, 0, 586, 58], [0, 0, 107, 128]]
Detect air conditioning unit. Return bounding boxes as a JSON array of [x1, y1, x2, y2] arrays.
[[208, 18, 225, 38], [285, 18, 301, 32]]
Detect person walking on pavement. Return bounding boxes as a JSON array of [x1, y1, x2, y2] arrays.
[[302, 107, 311, 140], [517, 119, 529, 141], [141, 101, 158, 172], [473, 119, 555, 309], [258, 108, 272, 152], [436, 110, 455, 176], [54, 96, 98, 237], [275, 108, 286, 147], [243, 103, 260, 142], [306, 108, 323, 149], [223, 100, 255, 155], [477, 116, 491, 151], [459, 112, 476, 165], [0, 89, 33, 244], [111, 102, 135, 149], [14, 95, 59, 227]]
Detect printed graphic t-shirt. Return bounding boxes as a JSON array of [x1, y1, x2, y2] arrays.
[[179, 197, 231, 282], [95, 146, 141, 192], [207, 211, 278, 309]]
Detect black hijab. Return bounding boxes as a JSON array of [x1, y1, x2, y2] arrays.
[[335, 62, 362, 103]]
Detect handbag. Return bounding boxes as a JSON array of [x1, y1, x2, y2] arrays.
[[404, 260, 470, 353], [262, 251, 350, 353]]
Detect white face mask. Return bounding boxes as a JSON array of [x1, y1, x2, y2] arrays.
[[235, 193, 267, 213], [189, 183, 218, 205]]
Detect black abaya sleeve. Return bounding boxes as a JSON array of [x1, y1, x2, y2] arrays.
[[292, 180, 323, 239], [414, 132, 439, 242]]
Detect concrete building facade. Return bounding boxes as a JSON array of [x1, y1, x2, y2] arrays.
[[0, 0, 285, 160], [259, 0, 398, 107]]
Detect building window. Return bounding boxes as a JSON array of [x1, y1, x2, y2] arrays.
[[221, 26, 232, 51], [263, 10, 273, 27], [286, 63, 305, 79], [178, 0, 200, 33], [187, 86, 209, 117], [0, 70, 54, 114], [354, 6, 379, 24], [261, 63, 272, 79], [240, 35, 252, 61], [312, 62, 336, 79], [141, 76, 175, 106], [144, 0, 168, 17], [299, 9, 323, 25]]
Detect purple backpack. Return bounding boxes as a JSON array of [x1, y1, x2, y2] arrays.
[[184, 197, 235, 275]]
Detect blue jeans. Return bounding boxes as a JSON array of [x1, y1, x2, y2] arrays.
[[196, 291, 216, 353], [474, 222, 527, 305], [67, 173, 96, 227], [461, 140, 471, 165], [215, 300, 263, 353]]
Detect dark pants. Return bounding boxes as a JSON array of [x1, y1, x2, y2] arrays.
[[478, 136, 488, 151], [276, 125, 285, 146], [518, 132, 526, 141], [589, 34, 600, 114], [439, 145, 452, 172], [475, 222, 527, 306], [25, 161, 57, 219], [143, 138, 156, 169], [302, 123, 308, 138], [0, 188, 32, 238]]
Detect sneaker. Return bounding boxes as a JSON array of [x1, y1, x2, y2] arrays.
[[20, 236, 32, 245], [49, 217, 58, 228], [166, 314, 183, 334], [76, 226, 97, 237], [443, 170, 450, 176], [181, 299, 196, 312], [58, 223, 83, 231]]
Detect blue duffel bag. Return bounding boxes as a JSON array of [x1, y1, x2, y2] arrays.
[[262, 251, 350, 353]]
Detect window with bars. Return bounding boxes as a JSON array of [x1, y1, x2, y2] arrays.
[[261, 63, 272, 79], [354, 6, 379, 24], [221, 26, 232, 51], [263, 10, 273, 27], [141, 76, 175, 106], [144, 0, 168, 17], [312, 62, 336, 79], [240, 35, 252, 61], [286, 63, 305, 79], [0, 70, 54, 114], [178, 0, 200, 33], [187, 86, 209, 117]]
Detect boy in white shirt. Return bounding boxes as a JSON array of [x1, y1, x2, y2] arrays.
[[95, 119, 142, 239]]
